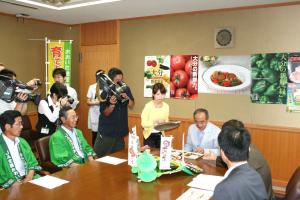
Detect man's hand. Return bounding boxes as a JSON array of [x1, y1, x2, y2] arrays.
[[109, 95, 117, 105], [88, 156, 94, 162], [69, 163, 79, 167], [195, 147, 204, 154], [120, 93, 129, 100], [203, 150, 217, 160], [16, 93, 28, 102], [26, 78, 40, 90], [22, 170, 34, 183]]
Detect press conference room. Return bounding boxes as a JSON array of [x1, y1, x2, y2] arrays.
[[0, 0, 300, 200]]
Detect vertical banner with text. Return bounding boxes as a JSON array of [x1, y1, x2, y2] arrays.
[[47, 40, 72, 87]]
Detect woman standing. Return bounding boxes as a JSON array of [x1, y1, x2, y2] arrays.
[[141, 83, 169, 148], [86, 70, 103, 146]]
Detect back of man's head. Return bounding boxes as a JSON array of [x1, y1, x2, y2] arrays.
[[222, 119, 245, 129], [0, 110, 21, 132], [52, 68, 66, 78], [218, 126, 251, 162]]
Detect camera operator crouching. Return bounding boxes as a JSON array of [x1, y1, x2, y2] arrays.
[[94, 67, 134, 157], [36, 82, 71, 138]]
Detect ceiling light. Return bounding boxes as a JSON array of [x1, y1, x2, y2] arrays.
[[16, 0, 121, 10], [42, 0, 70, 5]]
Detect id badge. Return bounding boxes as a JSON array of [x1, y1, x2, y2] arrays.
[[41, 127, 49, 134]]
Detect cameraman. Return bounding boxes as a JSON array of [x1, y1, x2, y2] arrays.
[[36, 82, 70, 137], [0, 69, 39, 115], [94, 68, 134, 157]]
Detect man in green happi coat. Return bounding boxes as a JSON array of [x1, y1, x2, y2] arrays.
[[0, 110, 41, 189], [50, 106, 96, 168]]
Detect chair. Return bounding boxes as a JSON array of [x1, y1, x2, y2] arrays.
[[276, 166, 300, 200], [35, 136, 61, 174], [20, 115, 40, 150]]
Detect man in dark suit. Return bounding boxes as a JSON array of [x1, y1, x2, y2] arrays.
[[205, 120, 274, 200], [212, 125, 267, 200]]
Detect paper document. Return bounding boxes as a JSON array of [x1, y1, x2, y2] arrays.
[[96, 156, 127, 165], [29, 175, 69, 189], [188, 174, 223, 191], [177, 188, 213, 200]]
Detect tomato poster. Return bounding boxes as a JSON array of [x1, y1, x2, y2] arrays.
[[198, 55, 251, 95], [170, 55, 199, 100], [144, 55, 199, 100]]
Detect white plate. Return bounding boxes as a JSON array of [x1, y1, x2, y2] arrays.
[[202, 65, 251, 91]]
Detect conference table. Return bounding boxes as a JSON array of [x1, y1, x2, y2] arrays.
[[0, 150, 226, 200]]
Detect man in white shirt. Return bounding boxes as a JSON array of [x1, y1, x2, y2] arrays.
[[0, 110, 41, 188], [49, 106, 95, 168], [52, 68, 79, 109], [184, 108, 220, 155]]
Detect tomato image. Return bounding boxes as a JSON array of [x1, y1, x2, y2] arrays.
[[146, 60, 152, 66], [171, 55, 186, 71], [187, 80, 198, 94], [151, 60, 157, 67], [185, 60, 192, 77], [170, 82, 176, 97], [172, 70, 189, 88], [175, 88, 190, 98]]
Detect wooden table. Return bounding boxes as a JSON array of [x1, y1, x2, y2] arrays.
[[0, 150, 226, 200]]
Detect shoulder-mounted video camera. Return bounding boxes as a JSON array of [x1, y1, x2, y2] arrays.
[[96, 71, 128, 104], [0, 75, 41, 105]]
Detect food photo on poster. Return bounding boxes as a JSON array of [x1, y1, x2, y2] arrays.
[[144, 55, 199, 100], [198, 55, 251, 95], [250, 53, 288, 104], [170, 55, 199, 100]]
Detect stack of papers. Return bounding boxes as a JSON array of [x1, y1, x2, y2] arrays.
[[96, 156, 127, 165], [176, 188, 213, 200], [29, 175, 69, 189], [187, 174, 224, 191]]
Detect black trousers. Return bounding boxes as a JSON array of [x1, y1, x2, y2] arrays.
[[144, 132, 162, 148], [94, 133, 125, 158]]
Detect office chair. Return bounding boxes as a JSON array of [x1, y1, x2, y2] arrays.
[[35, 136, 61, 174], [276, 166, 300, 200]]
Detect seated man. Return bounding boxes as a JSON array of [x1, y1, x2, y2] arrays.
[[213, 125, 267, 200], [184, 108, 220, 155], [204, 119, 274, 200], [49, 106, 96, 168], [0, 110, 41, 189]]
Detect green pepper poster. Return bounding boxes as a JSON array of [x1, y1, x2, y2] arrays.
[[251, 53, 288, 104]]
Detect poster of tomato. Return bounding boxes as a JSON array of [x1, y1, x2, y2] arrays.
[[198, 55, 251, 95], [144, 55, 199, 99], [250, 53, 288, 104], [144, 55, 171, 98], [170, 55, 199, 99]]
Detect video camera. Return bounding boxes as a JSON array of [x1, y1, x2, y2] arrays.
[[96, 70, 128, 104], [0, 75, 41, 105]]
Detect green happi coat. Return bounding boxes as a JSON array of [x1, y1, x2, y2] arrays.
[[49, 127, 96, 167], [0, 135, 41, 189]]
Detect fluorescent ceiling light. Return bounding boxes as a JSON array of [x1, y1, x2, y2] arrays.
[[16, 0, 121, 10]]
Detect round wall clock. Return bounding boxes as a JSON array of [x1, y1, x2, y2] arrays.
[[216, 29, 232, 46]]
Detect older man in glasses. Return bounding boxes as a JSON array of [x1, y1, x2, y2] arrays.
[[49, 106, 96, 168], [184, 108, 221, 155]]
